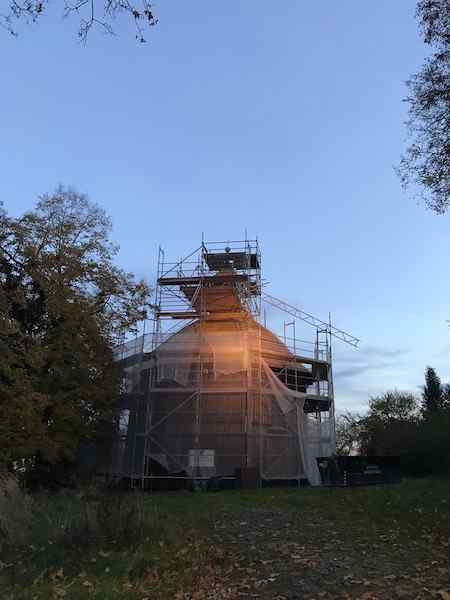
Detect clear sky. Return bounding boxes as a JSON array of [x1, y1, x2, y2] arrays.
[[2, 1, 448, 412]]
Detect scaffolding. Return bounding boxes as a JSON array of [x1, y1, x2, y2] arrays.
[[105, 239, 336, 487]]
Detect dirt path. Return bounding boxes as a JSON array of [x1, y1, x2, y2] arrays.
[[207, 508, 450, 600]]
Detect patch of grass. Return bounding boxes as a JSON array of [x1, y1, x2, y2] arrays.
[[1, 478, 449, 599], [286, 477, 450, 539], [1, 484, 150, 554]]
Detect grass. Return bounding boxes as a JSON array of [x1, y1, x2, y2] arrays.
[[1, 478, 449, 599]]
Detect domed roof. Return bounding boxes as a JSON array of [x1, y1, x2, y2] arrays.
[[155, 312, 293, 369]]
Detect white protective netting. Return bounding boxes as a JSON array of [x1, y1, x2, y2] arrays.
[[116, 314, 333, 484]]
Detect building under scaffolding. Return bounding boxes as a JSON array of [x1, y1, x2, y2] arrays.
[[102, 239, 349, 487]]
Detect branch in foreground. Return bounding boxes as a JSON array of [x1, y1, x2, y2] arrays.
[[2, 0, 158, 42]]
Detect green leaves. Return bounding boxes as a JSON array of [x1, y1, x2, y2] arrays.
[[422, 366, 445, 416], [0, 187, 151, 466]]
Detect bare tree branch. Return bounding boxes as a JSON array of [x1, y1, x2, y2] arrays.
[[1, 0, 158, 41]]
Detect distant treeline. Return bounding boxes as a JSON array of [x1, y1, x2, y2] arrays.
[[336, 367, 450, 476]]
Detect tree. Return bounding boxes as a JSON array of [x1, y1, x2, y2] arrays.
[[422, 365, 443, 415], [367, 390, 418, 422], [345, 382, 450, 475], [357, 391, 418, 456], [335, 392, 418, 457], [335, 411, 363, 456], [1, 1, 158, 42], [0, 293, 49, 464], [441, 383, 450, 409], [397, 0, 450, 212], [0, 188, 150, 465]]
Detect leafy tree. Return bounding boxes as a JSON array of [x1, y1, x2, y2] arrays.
[[398, 0, 450, 212], [422, 365, 443, 415], [1, 0, 158, 42], [407, 409, 450, 474], [356, 391, 418, 456], [367, 390, 418, 422], [0, 297, 49, 464], [441, 383, 450, 409], [0, 188, 150, 465], [344, 381, 450, 475]]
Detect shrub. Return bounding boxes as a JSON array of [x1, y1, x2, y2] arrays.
[[0, 481, 146, 557], [0, 473, 34, 551]]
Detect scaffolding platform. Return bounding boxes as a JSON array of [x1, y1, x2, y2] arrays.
[[103, 239, 336, 488]]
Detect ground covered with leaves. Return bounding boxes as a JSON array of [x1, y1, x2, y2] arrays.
[[1, 478, 449, 599]]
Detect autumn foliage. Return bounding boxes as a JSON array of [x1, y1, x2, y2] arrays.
[[0, 188, 150, 468]]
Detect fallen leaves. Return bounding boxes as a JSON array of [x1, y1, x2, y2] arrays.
[[3, 484, 450, 600]]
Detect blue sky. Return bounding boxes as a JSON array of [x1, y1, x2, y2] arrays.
[[2, 1, 448, 412]]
